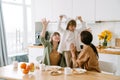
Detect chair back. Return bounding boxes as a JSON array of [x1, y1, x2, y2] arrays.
[[99, 61, 116, 74]]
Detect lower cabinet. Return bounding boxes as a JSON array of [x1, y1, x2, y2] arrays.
[[28, 46, 44, 64], [99, 53, 120, 75]]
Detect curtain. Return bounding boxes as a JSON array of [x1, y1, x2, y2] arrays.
[[0, 0, 8, 67]]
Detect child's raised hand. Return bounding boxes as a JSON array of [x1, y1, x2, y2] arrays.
[[41, 18, 49, 28], [59, 15, 64, 20], [59, 15, 67, 20], [76, 16, 83, 22]]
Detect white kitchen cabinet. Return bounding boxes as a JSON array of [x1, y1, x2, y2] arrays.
[[28, 46, 44, 64], [73, 0, 95, 23], [31, 0, 52, 21], [99, 53, 120, 75], [96, 0, 120, 21], [51, 0, 73, 21]]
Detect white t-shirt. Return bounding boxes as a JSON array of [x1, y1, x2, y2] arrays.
[[57, 20, 87, 53]]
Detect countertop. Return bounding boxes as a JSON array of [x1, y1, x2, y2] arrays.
[[97, 48, 120, 55], [29, 45, 44, 48], [29, 45, 120, 55]]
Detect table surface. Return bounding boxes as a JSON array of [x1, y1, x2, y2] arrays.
[[0, 64, 120, 80]]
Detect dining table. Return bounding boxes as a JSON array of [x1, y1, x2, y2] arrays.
[[0, 63, 120, 80]]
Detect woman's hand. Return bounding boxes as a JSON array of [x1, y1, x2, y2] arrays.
[[41, 18, 49, 37], [41, 18, 49, 28], [70, 43, 77, 58]]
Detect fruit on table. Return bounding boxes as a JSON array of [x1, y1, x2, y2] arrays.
[[26, 65, 30, 71], [20, 63, 27, 69], [23, 69, 29, 74], [20, 62, 35, 74], [29, 63, 35, 72]]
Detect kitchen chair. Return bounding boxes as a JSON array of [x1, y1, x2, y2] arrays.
[[99, 61, 116, 75]]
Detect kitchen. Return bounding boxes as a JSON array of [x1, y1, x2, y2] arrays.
[[0, 0, 120, 80], [30, 0, 120, 75]]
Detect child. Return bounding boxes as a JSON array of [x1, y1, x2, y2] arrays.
[[57, 15, 87, 67]]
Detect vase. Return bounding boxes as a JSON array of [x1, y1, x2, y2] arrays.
[[102, 39, 107, 47]]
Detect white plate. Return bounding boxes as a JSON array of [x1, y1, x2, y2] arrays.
[[46, 66, 62, 71], [73, 68, 86, 74]]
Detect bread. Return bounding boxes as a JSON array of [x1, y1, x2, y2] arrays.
[[50, 71, 59, 76]]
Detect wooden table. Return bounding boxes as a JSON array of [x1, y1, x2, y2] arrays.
[[0, 64, 120, 80]]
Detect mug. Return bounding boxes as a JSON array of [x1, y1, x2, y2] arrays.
[[13, 61, 18, 69], [64, 67, 72, 75], [39, 64, 45, 71]]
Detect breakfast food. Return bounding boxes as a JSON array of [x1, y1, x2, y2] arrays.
[[29, 63, 35, 72], [50, 71, 62, 76], [50, 71, 59, 76], [72, 68, 86, 74], [20, 62, 35, 74], [20, 63, 27, 69], [23, 69, 29, 74]]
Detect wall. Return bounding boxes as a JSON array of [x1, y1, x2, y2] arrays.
[[89, 22, 120, 46]]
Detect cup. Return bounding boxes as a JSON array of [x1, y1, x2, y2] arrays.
[[39, 63, 45, 71], [13, 61, 18, 69], [64, 67, 72, 75]]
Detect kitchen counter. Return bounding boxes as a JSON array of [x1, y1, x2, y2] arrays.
[[29, 45, 44, 48], [97, 48, 120, 55], [28, 46, 120, 55], [28, 45, 44, 63]]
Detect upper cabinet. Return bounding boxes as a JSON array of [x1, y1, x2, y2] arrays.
[[96, 0, 120, 21], [31, 0, 52, 21], [31, 0, 120, 23], [51, 0, 73, 21], [73, 0, 95, 23]]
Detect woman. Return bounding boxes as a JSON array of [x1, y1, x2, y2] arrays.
[[70, 31, 100, 72], [40, 19, 61, 65]]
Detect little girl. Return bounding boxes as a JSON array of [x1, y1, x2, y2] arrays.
[[57, 15, 87, 67]]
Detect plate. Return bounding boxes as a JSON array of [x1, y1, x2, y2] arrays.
[[46, 66, 62, 71], [73, 68, 86, 74]]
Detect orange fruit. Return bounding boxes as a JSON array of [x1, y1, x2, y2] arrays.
[[30, 63, 34, 67], [26, 65, 30, 71], [29, 63, 35, 72], [20, 63, 27, 69], [23, 69, 29, 74]]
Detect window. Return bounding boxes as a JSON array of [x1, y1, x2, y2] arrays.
[[2, 0, 32, 56]]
